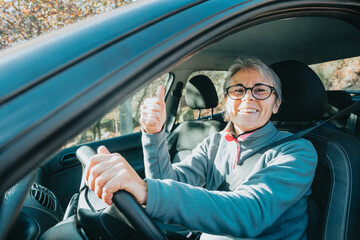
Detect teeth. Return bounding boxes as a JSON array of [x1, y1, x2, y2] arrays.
[[240, 108, 257, 113]]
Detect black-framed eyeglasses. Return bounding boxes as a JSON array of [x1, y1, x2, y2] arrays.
[[225, 83, 276, 100]]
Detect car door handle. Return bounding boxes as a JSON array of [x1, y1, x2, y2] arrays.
[[60, 153, 79, 166]]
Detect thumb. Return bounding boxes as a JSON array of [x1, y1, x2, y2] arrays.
[[156, 85, 165, 101], [97, 145, 111, 154]]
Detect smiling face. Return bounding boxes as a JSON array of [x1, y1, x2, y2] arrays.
[[225, 68, 281, 134]]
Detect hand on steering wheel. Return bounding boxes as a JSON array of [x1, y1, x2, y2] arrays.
[[76, 146, 167, 240], [84, 146, 147, 205]]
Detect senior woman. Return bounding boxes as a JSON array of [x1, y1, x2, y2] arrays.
[[85, 57, 317, 239]]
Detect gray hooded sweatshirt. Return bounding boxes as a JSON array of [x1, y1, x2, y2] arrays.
[[142, 121, 317, 239]]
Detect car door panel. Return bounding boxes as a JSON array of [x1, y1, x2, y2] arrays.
[[39, 132, 143, 209]]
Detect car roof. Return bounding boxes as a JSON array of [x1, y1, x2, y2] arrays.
[[174, 16, 360, 71], [1, 0, 360, 196]]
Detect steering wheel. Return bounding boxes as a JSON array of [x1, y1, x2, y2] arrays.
[[76, 146, 167, 240], [0, 171, 35, 240]]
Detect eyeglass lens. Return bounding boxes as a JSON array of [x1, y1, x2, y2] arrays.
[[228, 85, 272, 100]]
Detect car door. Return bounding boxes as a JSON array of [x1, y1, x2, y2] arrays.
[[38, 74, 172, 209], [41, 129, 143, 210]]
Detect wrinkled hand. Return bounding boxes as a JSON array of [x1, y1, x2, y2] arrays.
[[140, 86, 166, 134], [85, 146, 148, 205]]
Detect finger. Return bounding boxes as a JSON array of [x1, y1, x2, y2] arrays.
[[86, 154, 115, 189], [88, 163, 105, 191], [141, 117, 159, 126], [85, 157, 99, 184], [102, 173, 126, 205], [85, 154, 110, 183], [141, 105, 161, 115], [146, 103, 161, 112], [156, 85, 165, 100], [92, 154, 125, 197], [102, 188, 114, 205], [143, 97, 161, 106], [84, 161, 94, 185], [94, 165, 118, 199], [98, 145, 111, 154], [87, 147, 118, 184], [141, 111, 161, 120], [94, 175, 106, 199]]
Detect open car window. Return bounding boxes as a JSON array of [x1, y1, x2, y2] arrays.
[[63, 73, 171, 148], [310, 56, 360, 91]]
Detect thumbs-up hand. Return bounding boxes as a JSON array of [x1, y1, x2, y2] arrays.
[[140, 86, 167, 134]]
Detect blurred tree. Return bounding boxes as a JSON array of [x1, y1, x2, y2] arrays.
[[0, 0, 134, 49], [120, 97, 133, 135], [310, 58, 360, 91]]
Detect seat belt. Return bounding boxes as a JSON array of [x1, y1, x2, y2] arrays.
[[166, 82, 183, 133], [218, 100, 360, 191]]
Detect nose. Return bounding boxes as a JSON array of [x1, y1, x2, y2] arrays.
[[242, 89, 254, 101]]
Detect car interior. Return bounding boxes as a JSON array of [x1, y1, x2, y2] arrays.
[[4, 8, 360, 240]]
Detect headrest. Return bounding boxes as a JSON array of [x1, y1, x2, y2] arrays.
[[270, 60, 328, 121], [185, 75, 218, 109]]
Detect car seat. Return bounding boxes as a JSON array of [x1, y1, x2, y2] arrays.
[[167, 75, 226, 164], [325, 90, 358, 135], [271, 60, 360, 240], [270, 60, 328, 131]]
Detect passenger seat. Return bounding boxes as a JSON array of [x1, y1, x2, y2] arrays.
[[167, 75, 226, 163]]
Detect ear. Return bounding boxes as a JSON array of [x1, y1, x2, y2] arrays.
[[224, 95, 232, 110], [272, 98, 282, 114]]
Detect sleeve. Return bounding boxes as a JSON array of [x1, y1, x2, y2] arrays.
[[141, 127, 211, 187], [145, 138, 317, 238]]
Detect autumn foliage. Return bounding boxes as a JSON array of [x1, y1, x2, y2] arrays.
[[0, 0, 133, 49]]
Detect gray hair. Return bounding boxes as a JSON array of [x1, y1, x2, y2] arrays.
[[223, 57, 282, 121]]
